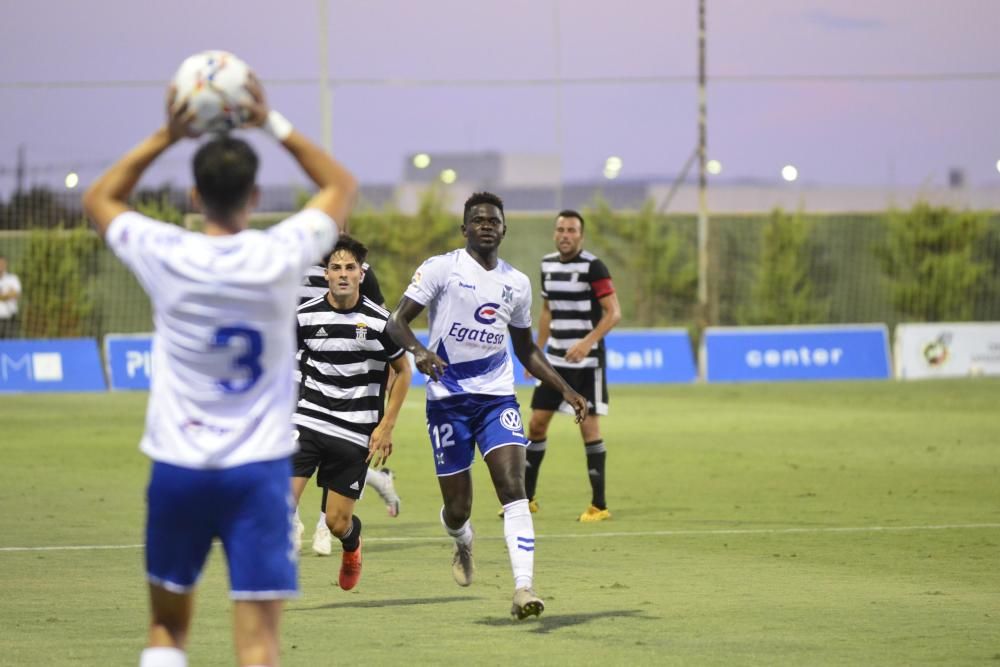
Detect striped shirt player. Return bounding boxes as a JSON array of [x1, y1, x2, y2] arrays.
[[387, 192, 586, 620], [532, 249, 614, 412], [294, 295, 403, 448], [297, 255, 402, 561], [290, 236, 411, 590], [83, 92, 357, 667], [527, 210, 621, 524]]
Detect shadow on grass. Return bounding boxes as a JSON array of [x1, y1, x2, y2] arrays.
[[288, 595, 479, 612], [475, 609, 658, 634]]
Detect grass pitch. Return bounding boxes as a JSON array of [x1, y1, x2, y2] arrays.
[[1, 380, 998, 665]]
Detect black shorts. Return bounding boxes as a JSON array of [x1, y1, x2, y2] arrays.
[[292, 426, 368, 500], [530, 365, 608, 416]]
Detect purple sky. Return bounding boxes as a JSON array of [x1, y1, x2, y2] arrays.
[[2, 0, 999, 195]]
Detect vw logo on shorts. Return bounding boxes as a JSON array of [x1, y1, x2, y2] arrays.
[[474, 302, 501, 325], [499, 408, 523, 431]]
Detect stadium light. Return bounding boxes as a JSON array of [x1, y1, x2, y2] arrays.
[[781, 164, 799, 182], [413, 153, 431, 169], [440, 168, 457, 184], [64, 172, 79, 189], [603, 156, 623, 180], [995, 159, 1000, 174], [706, 159, 722, 175]]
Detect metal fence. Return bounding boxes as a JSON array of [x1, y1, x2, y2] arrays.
[[1, 194, 998, 339]]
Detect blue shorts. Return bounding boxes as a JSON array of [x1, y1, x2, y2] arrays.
[[145, 458, 298, 600], [426, 394, 528, 476]]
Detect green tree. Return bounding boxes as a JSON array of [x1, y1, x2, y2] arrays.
[[134, 189, 185, 226], [586, 197, 697, 326], [877, 202, 988, 321], [0, 187, 74, 230], [743, 208, 827, 325], [19, 223, 102, 338], [348, 186, 461, 306]]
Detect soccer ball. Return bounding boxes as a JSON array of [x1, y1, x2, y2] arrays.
[[171, 50, 254, 135]]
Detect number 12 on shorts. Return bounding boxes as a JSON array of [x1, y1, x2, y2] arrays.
[[432, 423, 455, 449]]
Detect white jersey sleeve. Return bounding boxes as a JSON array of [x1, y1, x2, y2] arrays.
[[402, 255, 448, 306], [509, 273, 532, 329], [267, 208, 338, 274], [106, 211, 185, 295]]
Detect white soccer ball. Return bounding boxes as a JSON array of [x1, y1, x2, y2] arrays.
[[171, 50, 254, 135]]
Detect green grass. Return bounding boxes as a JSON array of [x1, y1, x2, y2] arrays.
[[1, 381, 999, 665]]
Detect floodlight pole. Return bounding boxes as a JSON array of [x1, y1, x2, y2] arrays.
[[696, 0, 711, 326], [317, 0, 333, 152], [552, 0, 565, 211]]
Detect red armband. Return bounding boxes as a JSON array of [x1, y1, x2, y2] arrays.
[[591, 277, 615, 298]]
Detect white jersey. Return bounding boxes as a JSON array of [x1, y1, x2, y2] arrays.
[[107, 209, 337, 469], [403, 249, 532, 401]]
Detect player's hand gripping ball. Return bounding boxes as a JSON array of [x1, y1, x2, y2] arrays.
[[171, 50, 254, 136]]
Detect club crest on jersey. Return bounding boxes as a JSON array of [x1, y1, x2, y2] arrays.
[[502, 284, 513, 304], [355, 322, 368, 341], [473, 302, 501, 325]]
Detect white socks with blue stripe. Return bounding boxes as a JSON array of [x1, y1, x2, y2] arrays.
[[502, 498, 535, 590]]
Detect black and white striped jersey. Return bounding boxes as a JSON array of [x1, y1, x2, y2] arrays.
[[540, 250, 615, 369], [293, 295, 404, 448], [299, 262, 385, 305]]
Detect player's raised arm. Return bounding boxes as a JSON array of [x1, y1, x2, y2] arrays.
[[387, 296, 448, 381], [243, 75, 357, 232], [83, 89, 197, 238], [508, 324, 587, 423]]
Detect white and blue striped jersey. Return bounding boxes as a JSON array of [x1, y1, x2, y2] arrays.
[[403, 249, 532, 401], [106, 209, 337, 469]]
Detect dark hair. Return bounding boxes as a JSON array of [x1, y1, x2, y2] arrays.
[[556, 209, 585, 233], [193, 136, 259, 219], [463, 191, 504, 223], [324, 235, 368, 266]]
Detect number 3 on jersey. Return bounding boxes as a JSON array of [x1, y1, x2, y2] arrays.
[[212, 326, 263, 394]]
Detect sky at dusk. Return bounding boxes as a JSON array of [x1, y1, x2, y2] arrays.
[[1, 0, 999, 195]]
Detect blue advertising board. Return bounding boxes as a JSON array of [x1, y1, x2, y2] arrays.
[[0, 338, 106, 393], [600, 329, 697, 384], [702, 325, 891, 383], [99, 328, 698, 391], [408, 329, 696, 386], [104, 334, 153, 390]]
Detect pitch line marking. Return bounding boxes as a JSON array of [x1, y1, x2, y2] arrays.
[[1, 523, 998, 553]]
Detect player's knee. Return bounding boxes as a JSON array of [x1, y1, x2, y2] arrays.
[[149, 616, 189, 647], [495, 475, 526, 506], [580, 418, 601, 442], [528, 415, 549, 440], [326, 511, 353, 537], [443, 496, 472, 524]]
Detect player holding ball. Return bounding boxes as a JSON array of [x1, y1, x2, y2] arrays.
[[83, 53, 358, 667]]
